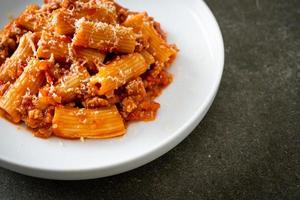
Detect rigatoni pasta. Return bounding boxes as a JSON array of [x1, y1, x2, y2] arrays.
[[15, 4, 50, 32], [90, 53, 147, 95], [143, 23, 177, 63], [0, 59, 46, 123], [140, 50, 155, 66], [52, 0, 117, 35], [54, 65, 90, 103], [73, 19, 136, 53], [52, 106, 125, 139], [0, 32, 37, 83], [51, 9, 75, 35], [0, 0, 178, 139], [123, 13, 177, 63], [71, 47, 105, 69], [37, 31, 70, 61]]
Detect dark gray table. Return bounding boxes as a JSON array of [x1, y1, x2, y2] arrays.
[[1, 0, 299, 199]]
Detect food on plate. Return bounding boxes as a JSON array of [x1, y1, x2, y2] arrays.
[[0, 0, 178, 139]]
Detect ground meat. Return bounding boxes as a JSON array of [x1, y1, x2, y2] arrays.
[[119, 77, 161, 120], [121, 97, 137, 113], [18, 93, 35, 117], [29, 106, 54, 138], [143, 70, 173, 98], [145, 70, 172, 87], [126, 110, 156, 121], [25, 106, 54, 132], [19, 91, 55, 133], [28, 109, 43, 120], [126, 77, 146, 97], [124, 100, 160, 121], [34, 127, 52, 138], [26, 109, 43, 128], [139, 100, 160, 110], [44, 107, 55, 124], [83, 97, 109, 108], [149, 63, 164, 78]]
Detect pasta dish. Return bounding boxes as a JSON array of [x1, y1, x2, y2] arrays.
[[0, 0, 178, 139]]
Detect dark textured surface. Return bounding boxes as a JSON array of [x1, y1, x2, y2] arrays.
[[1, 0, 299, 199]]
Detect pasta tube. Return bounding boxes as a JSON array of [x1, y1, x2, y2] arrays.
[[52, 106, 125, 139], [72, 46, 105, 67], [73, 19, 136, 53], [89, 53, 147, 95], [54, 65, 90, 102], [0, 59, 46, 123], [143, 22, 177, 63], [0, 32, 37, 83], [140, 50, 155, 66], [51, 9, 75, 35], [15, 4, 49, 32], [37, 31, 70, 61], [123, 13, 177, 63], [122, 13, 146, 33], [52, 1, 117, 35]]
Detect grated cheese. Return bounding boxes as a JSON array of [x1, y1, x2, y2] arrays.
[[26, 32, 37, 57]]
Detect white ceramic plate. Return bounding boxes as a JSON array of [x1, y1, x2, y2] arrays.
[[0, 0, 224, 180]]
